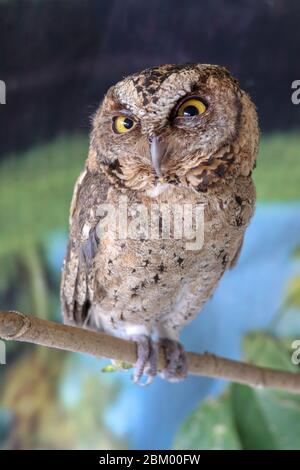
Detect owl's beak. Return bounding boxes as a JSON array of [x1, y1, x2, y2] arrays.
[[149, 135, 166, 177]]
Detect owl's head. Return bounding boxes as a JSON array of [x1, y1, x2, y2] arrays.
[[89, 64, 258, 192]]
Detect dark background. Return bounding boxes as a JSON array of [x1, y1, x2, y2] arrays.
[[1, 0, 300, 159]]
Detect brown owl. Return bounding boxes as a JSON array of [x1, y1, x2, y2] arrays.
[[61, 63, 259, 384]]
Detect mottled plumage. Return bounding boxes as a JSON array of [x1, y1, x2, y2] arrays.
[[61, 63, 259, 383]]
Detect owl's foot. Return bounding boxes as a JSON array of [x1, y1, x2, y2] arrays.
[[159, 338, 188, 382], [131, 334, 158, 386]]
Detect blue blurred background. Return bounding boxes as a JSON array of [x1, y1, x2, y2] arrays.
[[0, 0, 300, 450]]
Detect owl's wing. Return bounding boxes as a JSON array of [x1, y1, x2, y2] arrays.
[[60, 168, 109, 327]]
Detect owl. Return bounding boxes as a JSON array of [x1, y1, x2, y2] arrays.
[[61, 63, 259, 384]]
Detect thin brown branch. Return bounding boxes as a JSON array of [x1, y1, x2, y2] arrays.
[[0, 310, 300, 393]]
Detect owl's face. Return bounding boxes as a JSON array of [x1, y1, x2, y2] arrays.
[[90, 64, 257, 191]]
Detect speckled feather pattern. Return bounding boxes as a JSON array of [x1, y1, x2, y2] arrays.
[[61, 63, 259, 344]]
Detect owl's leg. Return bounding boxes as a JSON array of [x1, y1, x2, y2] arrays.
[[158, 338, 188, 382], [131, 334, 158, 385]]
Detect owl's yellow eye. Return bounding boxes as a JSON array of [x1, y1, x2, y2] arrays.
[[113, 115, 136, 134], [176, 98, 207, 118]]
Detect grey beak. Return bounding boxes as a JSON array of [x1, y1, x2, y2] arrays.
[[149, 135, 166, 177]]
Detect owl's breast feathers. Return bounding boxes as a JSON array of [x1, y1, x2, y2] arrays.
[[61, 162, 255, 334]]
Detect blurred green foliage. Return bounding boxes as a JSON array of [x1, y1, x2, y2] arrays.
[[0, 135, 87, 319], [173, 391, 242, 450], [0, 135, 88, 257], [0, 348, 125, 449], [285, 276, 300, 310], [174, 332, 300, 450], [254, 131, 300, 201]]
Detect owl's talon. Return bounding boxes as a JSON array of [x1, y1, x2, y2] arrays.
[[131, 334, 158, 385], [159, 338, 188, 382]]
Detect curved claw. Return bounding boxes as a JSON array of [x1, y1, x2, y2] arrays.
[[132, 373, 155, 387]]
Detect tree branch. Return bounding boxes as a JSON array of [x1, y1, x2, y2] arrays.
[[0, 310, 300, 393]]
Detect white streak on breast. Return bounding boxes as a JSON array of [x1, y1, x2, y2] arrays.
[[146, 183, 170, 198]]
